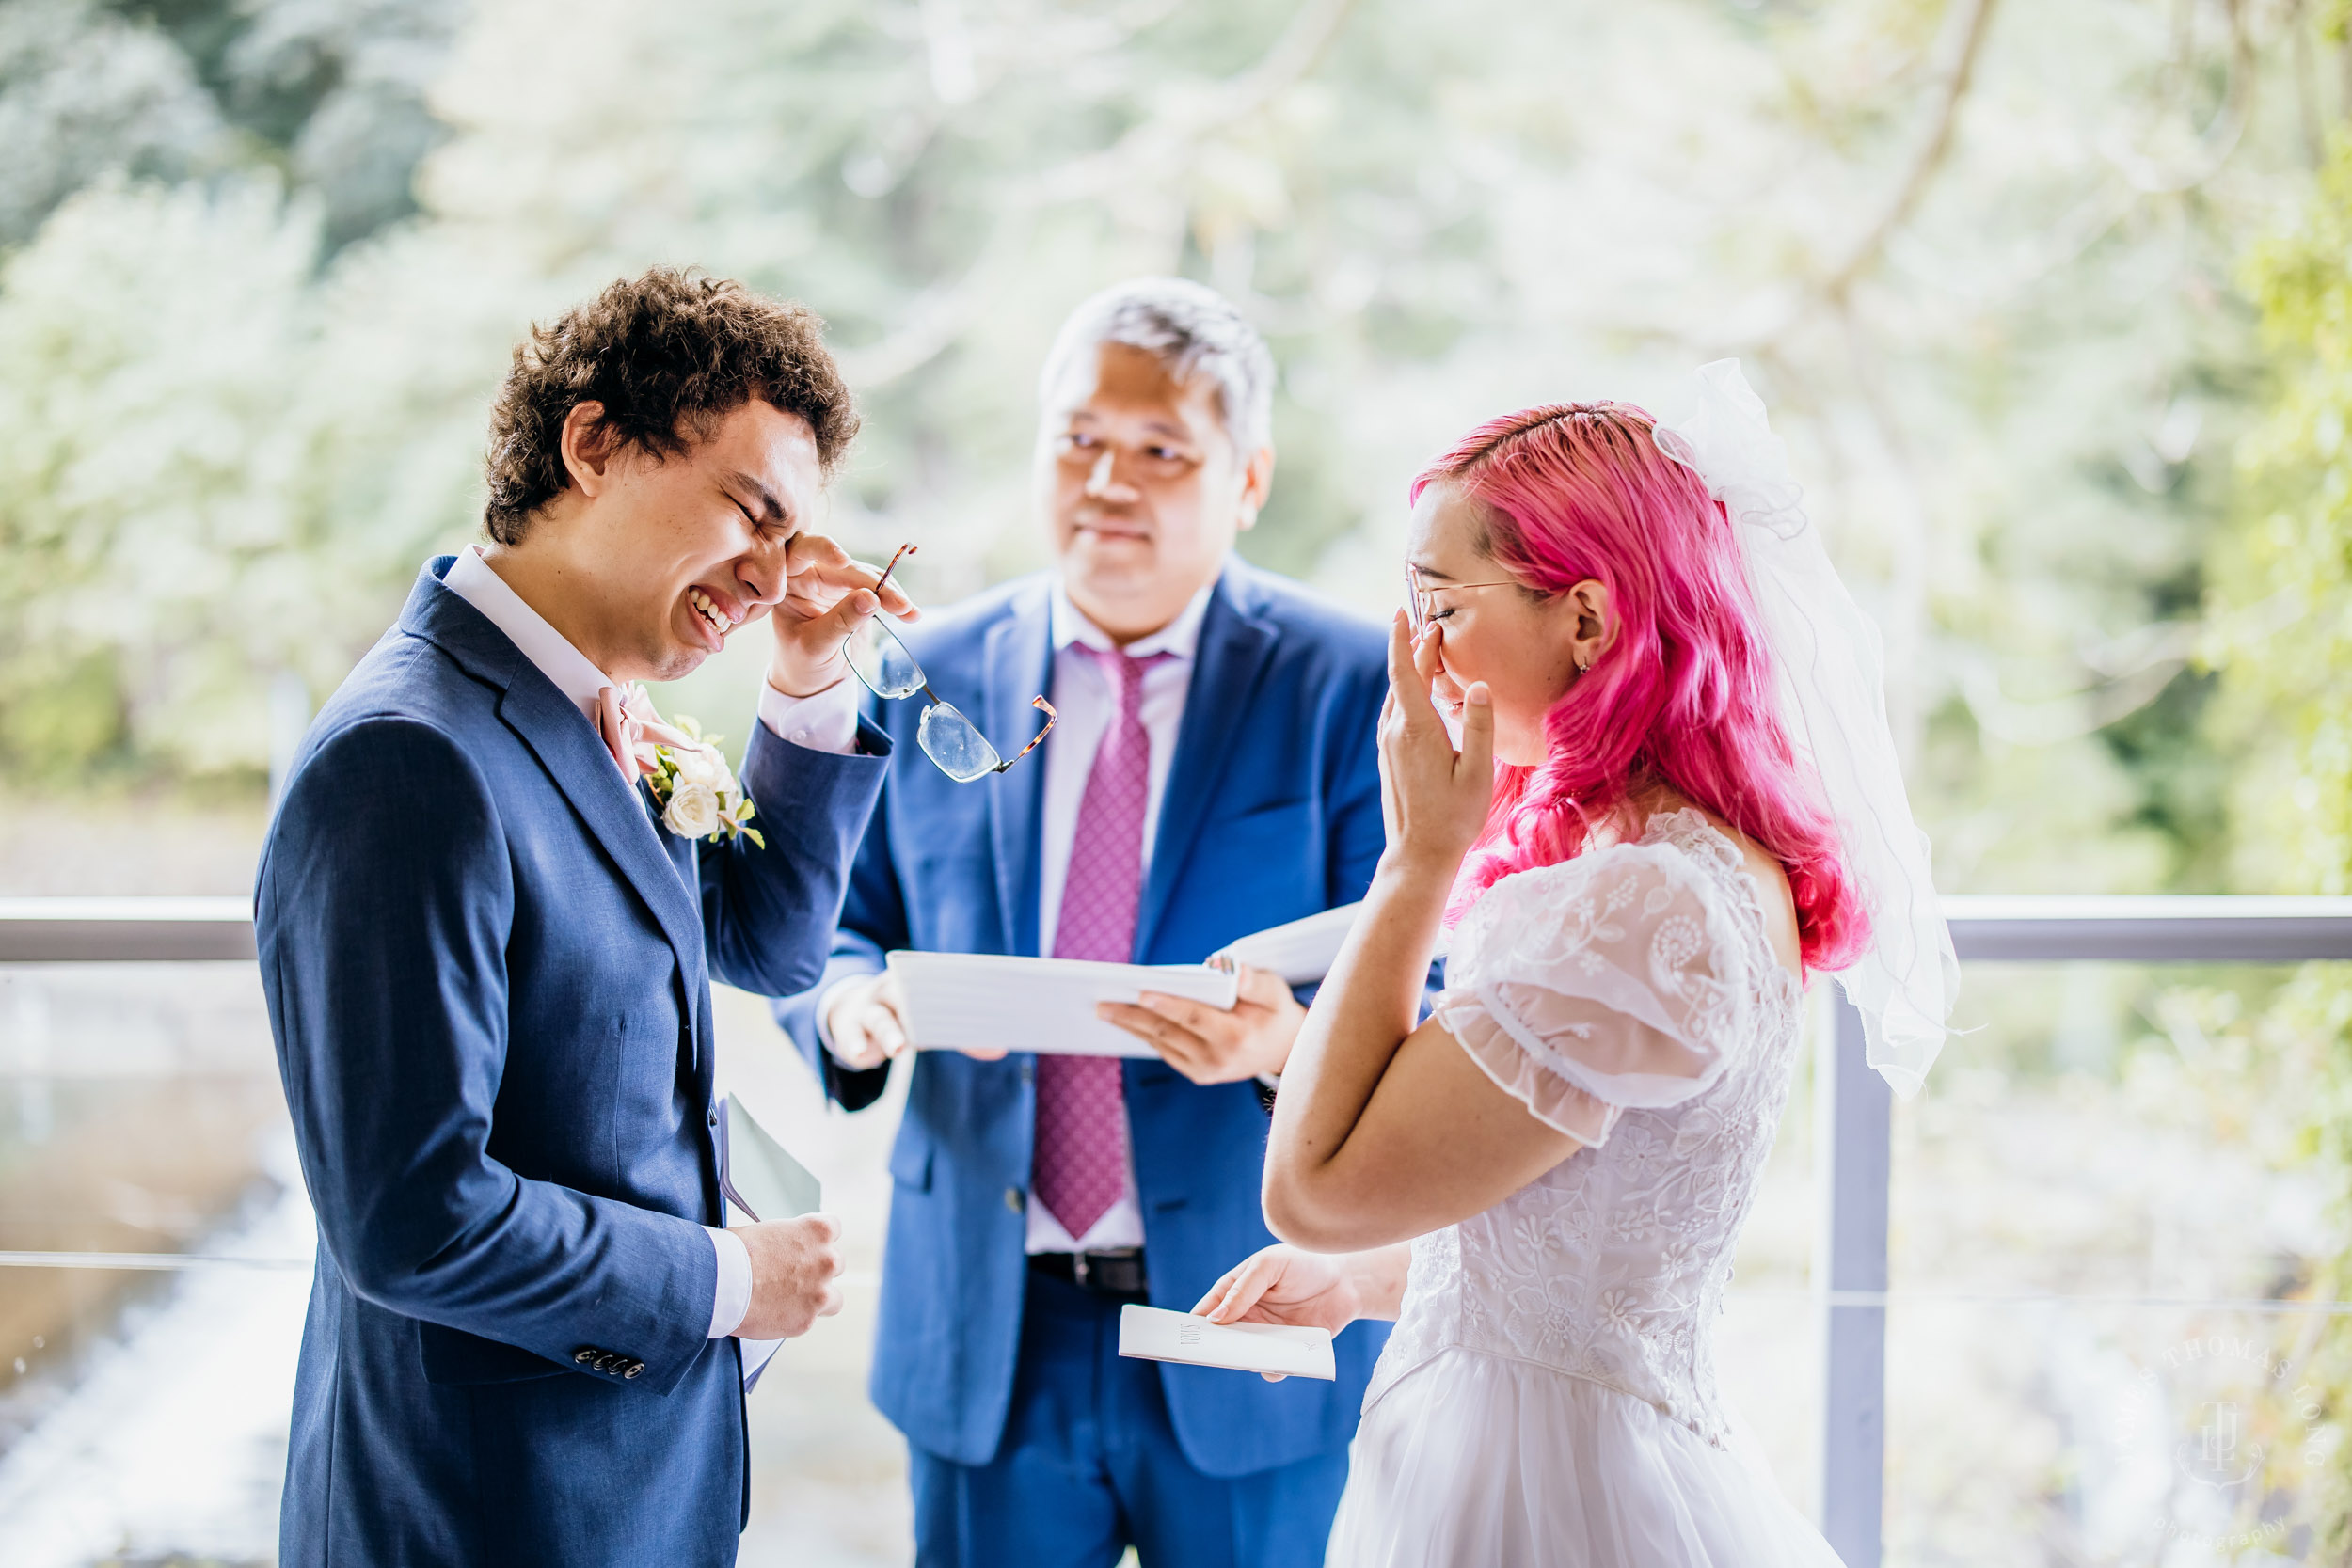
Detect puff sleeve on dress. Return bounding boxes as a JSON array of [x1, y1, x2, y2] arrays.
[[1432, 842, 1756, 1145]]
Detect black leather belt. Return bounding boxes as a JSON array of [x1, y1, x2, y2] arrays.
[[1029, 1247, 1149, 1300]]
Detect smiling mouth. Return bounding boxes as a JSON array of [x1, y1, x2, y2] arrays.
[[687, 587, 732, 642]]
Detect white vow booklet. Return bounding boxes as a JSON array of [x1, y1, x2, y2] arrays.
[[1116, 1304, 1336, 1381], [887, 951, 1240, 1058], [1216, 901, 1364, 986], [716, 1093, 821, 1392], [1216, 900, 1449, 985], [885, 900, 1445, 1057], [880, 902, 1430, 1062]]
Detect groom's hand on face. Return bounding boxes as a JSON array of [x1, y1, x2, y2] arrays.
[[1097, 964, 1305, 1085], [765, 531, 922, 698], [732, 1212, 847, 1339]]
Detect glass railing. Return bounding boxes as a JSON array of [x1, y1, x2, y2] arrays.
[[3, 896, 2347, 1566], [1810, 898, 2352, 1566]]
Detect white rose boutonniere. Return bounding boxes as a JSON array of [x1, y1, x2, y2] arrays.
[[662, 781, 723, 839], [639, 708, 765, 849]]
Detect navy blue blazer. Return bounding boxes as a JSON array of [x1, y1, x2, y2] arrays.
[[772, 558, 1394, 1477], [257, 558, 888, 1567]]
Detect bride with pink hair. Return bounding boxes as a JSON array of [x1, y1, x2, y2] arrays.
[[1197, 367, 1953, 1565]]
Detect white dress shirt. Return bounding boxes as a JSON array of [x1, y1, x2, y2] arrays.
[[443, 546, 858, 1338]]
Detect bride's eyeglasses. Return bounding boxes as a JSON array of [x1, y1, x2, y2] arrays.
[[842, 545, 1057, 783], [1404, 565, 1523, 636]]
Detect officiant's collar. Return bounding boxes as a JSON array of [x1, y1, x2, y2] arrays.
[[1049, 574, 1214, 664], [444, 545, 613, 724]]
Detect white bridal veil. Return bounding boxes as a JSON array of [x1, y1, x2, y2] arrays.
[[1651, 360, 1957, 1096]]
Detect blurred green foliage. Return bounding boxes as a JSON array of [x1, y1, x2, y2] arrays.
[[2216, 123, 2352, 1552], [0, 0, 2326, 909], [2225, 135, 2352, 898]]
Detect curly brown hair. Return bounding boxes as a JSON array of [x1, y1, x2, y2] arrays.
[[482, 267, 860, 543]]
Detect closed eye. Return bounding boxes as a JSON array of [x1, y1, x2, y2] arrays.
[[721, 470, 789, 534]]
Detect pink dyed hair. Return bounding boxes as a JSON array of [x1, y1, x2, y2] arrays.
[[1418, 402, 1867, 972]]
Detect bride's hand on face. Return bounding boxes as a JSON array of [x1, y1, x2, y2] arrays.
[[1379, 610, 1494, 876]]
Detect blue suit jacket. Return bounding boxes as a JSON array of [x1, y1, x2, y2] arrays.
[[256, 559, 888, 1567], [772, 559, 1394, 1477]]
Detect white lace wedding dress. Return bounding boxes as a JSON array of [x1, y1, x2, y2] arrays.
[[1325, 810, 1840, 1567]]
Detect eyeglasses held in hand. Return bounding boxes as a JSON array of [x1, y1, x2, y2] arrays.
[[843, 545, 1057, 783], [1403, 564, 1524, 636]]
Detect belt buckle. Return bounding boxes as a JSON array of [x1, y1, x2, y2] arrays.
[[1069, 1247, 1143, 1296]]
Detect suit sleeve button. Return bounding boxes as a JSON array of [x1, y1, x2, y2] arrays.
[[574, 1348, 596, 1365], [1004, 1187, 1024, 1214], [625, 1362, 644, 1379]]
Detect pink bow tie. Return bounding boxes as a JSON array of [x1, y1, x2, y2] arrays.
[[596, 683, 693, 783]]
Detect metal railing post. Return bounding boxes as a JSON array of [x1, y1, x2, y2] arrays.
[[1818, 990, 1889, 1568]]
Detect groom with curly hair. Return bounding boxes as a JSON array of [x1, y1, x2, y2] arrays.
[[258, 267, 914, 1567]]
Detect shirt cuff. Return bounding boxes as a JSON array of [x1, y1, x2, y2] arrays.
[[707, 1225, 753, 1339], [756, 678, 861, 755]]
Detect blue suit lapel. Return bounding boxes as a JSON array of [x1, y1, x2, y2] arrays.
[[1135, 562, 1279, 960], [400, 561, 708, 1033], [983, 584, 1055, 958]]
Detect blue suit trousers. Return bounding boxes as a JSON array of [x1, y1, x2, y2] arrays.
[[908, 1271, 1348, 1568]]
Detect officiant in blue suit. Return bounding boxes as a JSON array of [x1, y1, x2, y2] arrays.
[[257, 271, 918, 1567], [772, 280, 1397, 1567]]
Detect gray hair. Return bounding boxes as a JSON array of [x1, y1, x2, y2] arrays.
[[1036, 277, 1276, 458]]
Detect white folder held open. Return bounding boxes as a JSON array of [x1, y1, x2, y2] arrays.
[[886, 900, 1442, 1057], [886, 951, 1238, 1058]]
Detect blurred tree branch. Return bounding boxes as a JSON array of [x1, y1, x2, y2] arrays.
[[1016, 0, 1358, 206], [839, 0, 1359, 387], [1821, 0, 2002, 306], [2104, 0, 2257, 194]]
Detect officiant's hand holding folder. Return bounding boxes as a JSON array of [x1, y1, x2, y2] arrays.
[[883, 900, 1394, 1057]]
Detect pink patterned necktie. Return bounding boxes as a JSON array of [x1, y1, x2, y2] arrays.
[[1033, 644, 1172, 1242]]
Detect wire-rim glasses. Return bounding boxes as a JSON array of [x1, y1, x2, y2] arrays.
[[1403, 564, 1525, 636], [843, 545, 1056, 783]]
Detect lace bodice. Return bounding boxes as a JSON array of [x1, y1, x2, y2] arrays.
[[1364, 809, 1804, 1445]]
